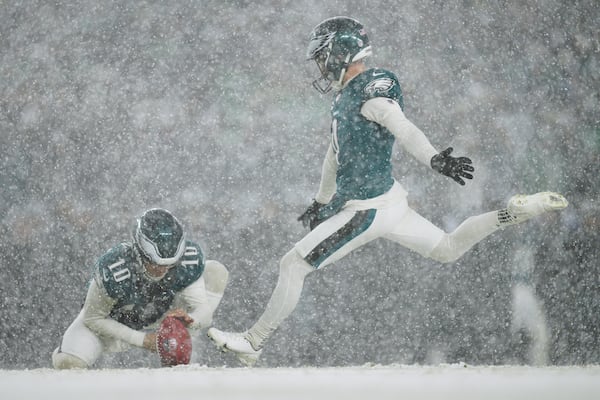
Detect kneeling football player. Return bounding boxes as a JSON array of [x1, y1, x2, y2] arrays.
[[52, 208, 229, 369]]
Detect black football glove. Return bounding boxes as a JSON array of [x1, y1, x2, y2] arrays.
[[430, 147, 474, 185], [297, 200, 326, 230]]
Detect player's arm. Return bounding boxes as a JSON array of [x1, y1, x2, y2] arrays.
[[315, 143, 337, 204], [173, 276, 208, 330], [361, 97, 438, 165], [361, 97, 474, 185], [81, 279, 153, 350], [173, 259, 229, 330], [298, 143, 337, 229]]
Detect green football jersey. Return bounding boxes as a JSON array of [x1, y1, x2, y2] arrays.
[[330, 68, 404, 201], [93, 241, 205, 330]]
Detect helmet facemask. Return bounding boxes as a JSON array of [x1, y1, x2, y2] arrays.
[[311, 43, 353, 94], [308, 32, 337, 93]]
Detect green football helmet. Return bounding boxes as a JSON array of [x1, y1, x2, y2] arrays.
[[134, 208, 185, 266], [306, 16, 372, 93]]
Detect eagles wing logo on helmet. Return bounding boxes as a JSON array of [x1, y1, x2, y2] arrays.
[[364, 77, 395, 96], [307, 31, 336, 60]]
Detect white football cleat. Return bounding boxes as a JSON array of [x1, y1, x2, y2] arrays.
[[207, 328, 262, 367], [505, 191, 568, 224]]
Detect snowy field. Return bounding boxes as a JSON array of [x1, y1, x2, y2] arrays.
[[2, 364, 600, 400]]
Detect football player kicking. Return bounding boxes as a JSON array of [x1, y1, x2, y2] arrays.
[[208, 16, 568, 366], [52, 208, 229, 369]]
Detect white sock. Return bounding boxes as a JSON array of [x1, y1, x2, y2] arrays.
[[429, 210, 502, 263]]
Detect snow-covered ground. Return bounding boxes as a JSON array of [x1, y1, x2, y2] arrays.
[[2, 364, 600, 400]]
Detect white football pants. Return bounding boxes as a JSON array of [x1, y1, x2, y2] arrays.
[[247, 197, 501, 348]]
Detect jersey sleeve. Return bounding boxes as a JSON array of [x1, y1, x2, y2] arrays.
[[362, 69, 404, 107], [168, 241, 205, 291], [93, 244, 134, 299]]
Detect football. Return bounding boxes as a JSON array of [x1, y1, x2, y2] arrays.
[[156, 316, 192, 367]]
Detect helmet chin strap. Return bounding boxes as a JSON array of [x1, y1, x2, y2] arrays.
[[331, 53, 351, 92], [332, 67, 347, 91]]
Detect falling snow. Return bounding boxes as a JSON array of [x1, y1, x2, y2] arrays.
[[1, 1, 598, 372]]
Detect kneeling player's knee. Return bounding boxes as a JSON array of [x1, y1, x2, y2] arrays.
[[203, 260, 229, 295], [52, 348, 89, 370]]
